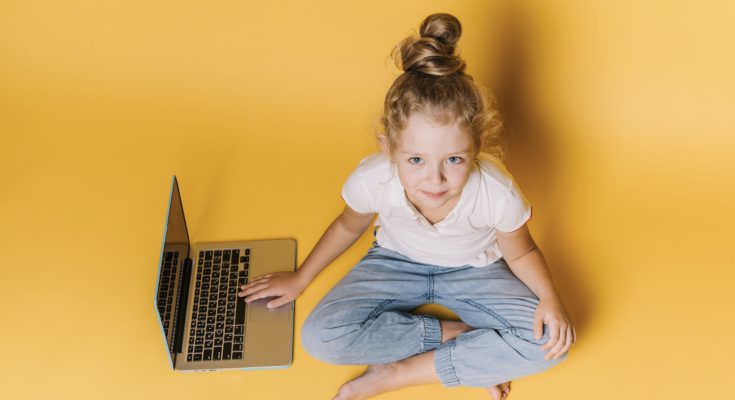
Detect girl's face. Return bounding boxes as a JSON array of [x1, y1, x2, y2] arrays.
[[384, 112, 476, 216]]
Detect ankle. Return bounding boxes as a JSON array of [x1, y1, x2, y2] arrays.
[[440, 320, 472, 344]]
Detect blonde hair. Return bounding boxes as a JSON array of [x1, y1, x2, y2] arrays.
[[378, 13, 506, 160]]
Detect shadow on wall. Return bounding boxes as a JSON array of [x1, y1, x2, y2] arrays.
[[481, 4, 592, 339]]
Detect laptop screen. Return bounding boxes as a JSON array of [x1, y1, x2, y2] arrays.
[[155, 176, 190, 367]]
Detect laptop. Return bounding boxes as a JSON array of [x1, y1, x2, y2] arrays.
[[154, 175, 295, 372]]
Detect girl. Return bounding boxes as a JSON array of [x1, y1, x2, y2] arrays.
[[238, 13, 576, 400]]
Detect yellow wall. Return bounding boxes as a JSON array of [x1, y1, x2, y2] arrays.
[[1, 1, 733, 399]]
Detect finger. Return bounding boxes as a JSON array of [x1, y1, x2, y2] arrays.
[[533, 314, 544, 340], [554, 326, 574, 359], [572, 326, 577, 344], [238, 283, 268, 297], [541, 320, 560, 351], [244, 289, 279, 303], [551, 327, 572, 360], [237, 283, 269, 297], [240, 276, 270, 289], [546, 325, 567, 360]]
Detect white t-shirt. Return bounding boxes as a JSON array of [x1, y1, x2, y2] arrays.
[[341, 152, 532, 267]]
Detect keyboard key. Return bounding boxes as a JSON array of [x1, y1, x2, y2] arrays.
[[233, 352, 242, 360], [223, 343, 232, 359], [233, 343, 243, 351], [235, 299, 245, 324], [214, 347, 222, 360], [203, 350, 212, 361]]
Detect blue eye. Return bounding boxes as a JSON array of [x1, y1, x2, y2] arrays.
[[408, 157, 423, 164], [447, 156, 463, 164]]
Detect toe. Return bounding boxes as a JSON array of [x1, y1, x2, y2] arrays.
[[485, 385, 502, 400], [500, 380, 511, 395]]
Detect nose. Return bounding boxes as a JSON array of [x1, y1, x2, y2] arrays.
[[426, 164, 445, 185]]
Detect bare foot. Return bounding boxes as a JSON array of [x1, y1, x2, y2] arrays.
[[440, 320, 473, 343], [485, 381, 511, 400], [332, 364, 400, 400]]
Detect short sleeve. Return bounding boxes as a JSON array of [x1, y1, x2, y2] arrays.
[[493, 183, 532, 232], [341, 167, 376, 213]]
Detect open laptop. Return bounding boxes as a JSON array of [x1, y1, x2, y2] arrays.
[[154, 175, 295, 372]]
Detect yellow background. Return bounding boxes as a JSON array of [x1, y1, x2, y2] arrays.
[[1, 1, 733, 399]]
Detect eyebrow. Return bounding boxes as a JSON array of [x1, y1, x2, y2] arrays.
[[401, 150, 470, 156]]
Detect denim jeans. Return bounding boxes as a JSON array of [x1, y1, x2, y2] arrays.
[[301, 243, 567, 387]]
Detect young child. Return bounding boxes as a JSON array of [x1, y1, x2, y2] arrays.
[[238, 13, 576, 400]]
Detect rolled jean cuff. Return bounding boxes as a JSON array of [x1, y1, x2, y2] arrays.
[[434, 341, 460, 387], [420, 315, 442, 352]]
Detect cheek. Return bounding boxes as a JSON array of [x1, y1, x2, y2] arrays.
[[447, 167, 471, 185], [396, 169, 421, 188]]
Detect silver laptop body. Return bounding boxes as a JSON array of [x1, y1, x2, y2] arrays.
[[155, 176, 295, 372]]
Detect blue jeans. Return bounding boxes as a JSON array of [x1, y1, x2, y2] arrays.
[[301, 243, 567, 387]]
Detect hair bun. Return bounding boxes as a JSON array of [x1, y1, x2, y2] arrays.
[[395, 13, 466, 76]]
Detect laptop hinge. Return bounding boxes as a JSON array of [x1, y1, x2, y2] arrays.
[[171, 257, 193, 367]]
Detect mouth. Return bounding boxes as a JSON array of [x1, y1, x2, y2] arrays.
[[422, 190, 448, 199]]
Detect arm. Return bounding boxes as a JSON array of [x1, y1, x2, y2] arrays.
[[237, 205, 376, 308], [496, 223, 560, 302], [295, 205, 376, 283], [496, 223, 576, 359]]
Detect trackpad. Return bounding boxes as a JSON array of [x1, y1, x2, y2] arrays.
[[248, 298, 291, 323]]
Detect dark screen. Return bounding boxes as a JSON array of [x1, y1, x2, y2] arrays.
[[155, 176, 190, 367]]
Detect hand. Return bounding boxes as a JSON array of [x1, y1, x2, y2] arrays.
[[237, 271, 308, 309], [534, 297, 577, 361]]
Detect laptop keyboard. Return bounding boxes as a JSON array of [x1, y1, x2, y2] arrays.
[[187, 248, 250, 362], [156, 251, 179, 334]]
